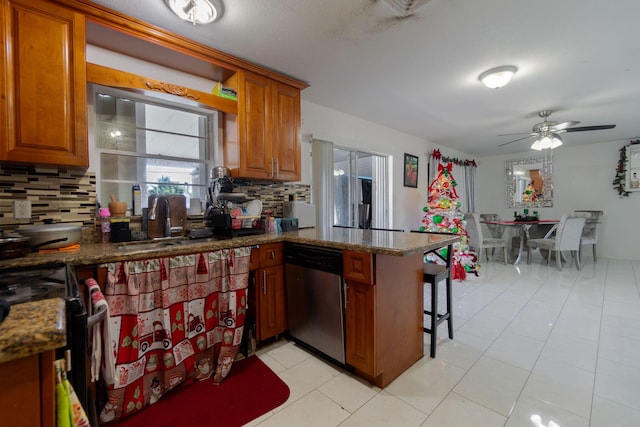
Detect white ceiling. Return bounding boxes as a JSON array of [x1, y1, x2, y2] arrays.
[[88, 0, 640, 157]]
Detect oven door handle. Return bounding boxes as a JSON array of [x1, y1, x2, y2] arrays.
[[87, 304, 107, 328]]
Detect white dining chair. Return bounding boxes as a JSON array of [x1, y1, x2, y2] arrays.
[[479, 213, 505, 239], [574, 210, 603, 262], [526, 213, 588, 270], [465, 212, 508, 264]]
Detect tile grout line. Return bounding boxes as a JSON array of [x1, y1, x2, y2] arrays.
[[506, 259, 602, 424], [588, 259, 610, 427], [420, 262, 549, 425]]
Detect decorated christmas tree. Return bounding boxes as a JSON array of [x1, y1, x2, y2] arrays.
[[419, 162, 478, 280]]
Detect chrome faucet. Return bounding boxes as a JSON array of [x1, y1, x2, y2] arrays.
[[149, 195, 171, 237]]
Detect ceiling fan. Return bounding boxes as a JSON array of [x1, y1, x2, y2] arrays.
[[498, 110, 616, 148]]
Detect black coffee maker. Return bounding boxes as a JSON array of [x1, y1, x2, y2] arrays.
[[206, 166, 233, 215]]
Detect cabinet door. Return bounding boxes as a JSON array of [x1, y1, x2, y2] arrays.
[[236, 70, 273, 179], [345, 279, 376, 376], [256, 265, 286, 341], [272, 82, 301, 181], [224, 70, 301, 181], [1, 0, 88, 166], [0, 350, 55, 427]]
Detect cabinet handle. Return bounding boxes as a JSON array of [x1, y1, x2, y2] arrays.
[[344, 280, 348, 305], [263, 271, 266, 295], [276, 158, 279, 178], [269, 250, 275, 259], [270, 158, 275, 178]]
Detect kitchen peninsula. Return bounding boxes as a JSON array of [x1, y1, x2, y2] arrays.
[[0, 229, 458, 389], [0, 228, 457, 267]]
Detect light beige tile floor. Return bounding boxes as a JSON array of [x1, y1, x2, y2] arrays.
[[246, 256, 640, 426]]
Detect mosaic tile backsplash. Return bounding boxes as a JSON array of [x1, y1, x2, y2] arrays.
[[0, 165, 97, 238], [231, 179, 311, 217], [0, 164, 309, 242]]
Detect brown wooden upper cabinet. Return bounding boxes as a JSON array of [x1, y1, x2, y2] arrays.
[[0, 0, 88, 167], [224, 70, 301, 181], [1, 0, 306, 172]]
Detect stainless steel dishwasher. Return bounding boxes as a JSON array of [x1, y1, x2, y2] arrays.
[[284, 243, 346, 365]]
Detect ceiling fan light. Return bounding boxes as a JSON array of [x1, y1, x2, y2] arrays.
[[165, 0, 222, 25], [530, 139, 543, 151], [478, 65, 518, 89], [549, 134, 563, 149], [531, 133, 563, 151], [539, 135, 553, 149]]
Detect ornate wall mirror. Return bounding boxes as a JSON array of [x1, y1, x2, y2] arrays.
[[505, 154, 553, 208]]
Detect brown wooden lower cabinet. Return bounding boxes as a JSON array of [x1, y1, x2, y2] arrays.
[[0, 350, 55, 427], [345, 279, 376, 375], [249, 243, 287, 342], [255, 264, 286, 341], [344, 250, 424, 388]]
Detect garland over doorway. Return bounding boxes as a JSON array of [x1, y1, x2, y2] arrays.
[[429, 149, 477, 167]]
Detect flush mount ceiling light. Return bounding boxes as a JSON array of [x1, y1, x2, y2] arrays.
[[478, 65, 518, 89], [165, 0, 223, 25], [531, 132, 563, 151]]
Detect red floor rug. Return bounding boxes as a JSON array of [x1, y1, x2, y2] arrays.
[[110, 356, 290, 427]]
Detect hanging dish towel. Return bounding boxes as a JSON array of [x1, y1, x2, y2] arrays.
[[86, 278, 116, 384], [65, 377, 90, 426], [56, 360, 90, 427], [56, 380, 72, 427]]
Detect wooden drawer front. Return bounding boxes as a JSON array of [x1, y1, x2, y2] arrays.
[[343, 250, 373, 284], [259, 242, 283, 267]]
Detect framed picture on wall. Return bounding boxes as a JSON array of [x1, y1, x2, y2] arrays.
[[403, 153, 419, 188]]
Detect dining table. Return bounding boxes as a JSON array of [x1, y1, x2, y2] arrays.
[[480, 219, 559, 264]]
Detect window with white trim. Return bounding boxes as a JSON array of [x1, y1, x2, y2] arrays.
[[93, 85, 215, 213]]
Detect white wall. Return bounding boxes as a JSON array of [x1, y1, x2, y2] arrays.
[[476, 140, 640, 261], [300, 101, 471, 232]]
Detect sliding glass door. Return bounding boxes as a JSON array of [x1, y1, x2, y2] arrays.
[[333, 148, 389, 229]]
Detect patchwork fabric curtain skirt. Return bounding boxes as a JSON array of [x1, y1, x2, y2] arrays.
[[97, 247, 251, 424]]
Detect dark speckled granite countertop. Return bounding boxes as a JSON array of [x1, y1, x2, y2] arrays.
[[0, 229, 458, 363], [0, 298, 66, 363], [0, 228, 459, 271]]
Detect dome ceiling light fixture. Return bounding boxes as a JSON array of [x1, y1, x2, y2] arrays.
[[478, 65, 518, 89], [165, 0, 223, 25]]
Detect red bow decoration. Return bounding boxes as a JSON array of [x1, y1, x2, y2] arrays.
[[438, 162, 453, 174], [432, 149, 442, 160]]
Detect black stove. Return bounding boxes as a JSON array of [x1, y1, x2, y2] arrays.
[[0, 264, 88, 414], [0, 266, 69, 305]]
